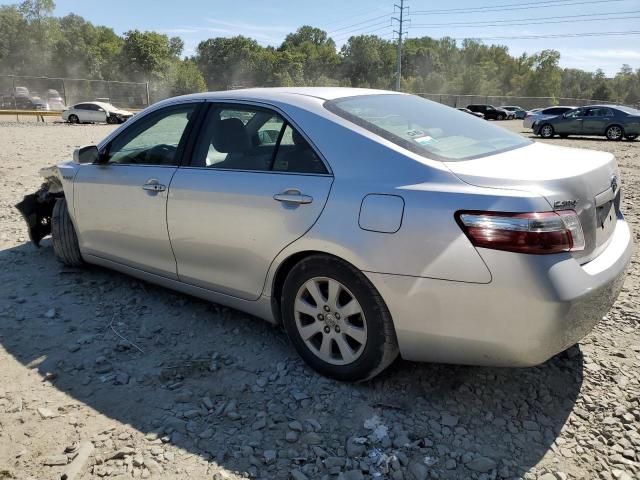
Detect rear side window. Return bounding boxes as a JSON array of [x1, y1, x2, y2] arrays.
[[191, 105, 328, 174], [326, 94, 530, 162]]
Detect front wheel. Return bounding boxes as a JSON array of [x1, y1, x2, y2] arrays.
[[68, 114, 79, 124], [606, 125, 624, 141], [51, 198, 83, 267], [107, 115, 118, 124], [497, 113, 505, 121], [539, 124, 555, 138], [281, 255, 399, 382]]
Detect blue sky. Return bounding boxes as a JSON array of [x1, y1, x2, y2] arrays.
[[7, 0, 640, 75]]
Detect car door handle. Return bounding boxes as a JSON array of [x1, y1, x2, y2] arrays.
[[142, 180, 166, 192], [273, 191, 313, 204]]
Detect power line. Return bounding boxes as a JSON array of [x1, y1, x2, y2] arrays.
[[332, 20, 393, 40], [453, 30, 640, 41], [327, 13, 392, 34], [411, 0, 629, 15], [409, 9, 640, 27], [410, 14, 640, 29], [319, 5, 391, 30], [332, 24, 394, 42]]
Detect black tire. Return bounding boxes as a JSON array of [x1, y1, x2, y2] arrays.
[[606, 125, 624, 141], [497, 113, 505, 121], [281, 254, 399, 382], [68, 114, 79, 124], [107, 115, 118, 124], [559, 134, 569, 139], [539, 124, 555, 138], [625, 134, 638, 141], [51, 198, 83, 267]]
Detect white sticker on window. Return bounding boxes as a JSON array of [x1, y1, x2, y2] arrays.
[[414, 135, 437, 145]]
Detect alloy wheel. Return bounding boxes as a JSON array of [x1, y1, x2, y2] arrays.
[[607, 126, 623, 140], [294, 277, 367, 365], [541, 125, 554, 138]]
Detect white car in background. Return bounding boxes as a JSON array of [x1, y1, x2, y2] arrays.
[[62, 101, 133, 124]]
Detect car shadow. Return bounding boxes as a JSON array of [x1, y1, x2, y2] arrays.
[[0, 241, 584, 479]]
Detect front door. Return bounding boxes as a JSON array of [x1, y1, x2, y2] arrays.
[[74, 102, 200, 278], [168, 103, 333, 300], [555, 108, 585, 135]]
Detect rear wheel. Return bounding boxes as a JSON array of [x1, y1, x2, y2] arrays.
[[539, 124, 555, 138], [281, 255, 399, 382], [51, 198, 83, 267], [606, 125, 624, 141], [625, 134, 638, 141], [68, 114, 79, 124], [559, 134, 569, 139]]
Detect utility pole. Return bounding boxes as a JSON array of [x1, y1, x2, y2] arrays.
[[393, 0, 409, 91]]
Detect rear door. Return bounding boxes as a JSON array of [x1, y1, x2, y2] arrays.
[[168, 102, 333, 300], [74, 102, 201, 277], [582, 107, 613, 135]]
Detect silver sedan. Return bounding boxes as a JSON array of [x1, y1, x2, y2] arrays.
[[18, 88, 633, 381]]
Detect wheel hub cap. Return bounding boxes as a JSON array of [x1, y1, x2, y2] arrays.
[[294, 277, 368, 366]]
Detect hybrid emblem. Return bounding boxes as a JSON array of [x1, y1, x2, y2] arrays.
[[553, 199, 578, 209], [611, 175, 618, 194]]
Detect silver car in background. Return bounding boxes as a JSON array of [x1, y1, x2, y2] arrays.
[[18, 88, 633, 381], [523, 105, 576, 129]]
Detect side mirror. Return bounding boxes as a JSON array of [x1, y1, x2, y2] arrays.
[[73, 145, 100, 164]]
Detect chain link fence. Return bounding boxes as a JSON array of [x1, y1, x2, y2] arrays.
[[0, 75, 150, 112], [415, 93, 626, 110], [1, 75, 632, 115]]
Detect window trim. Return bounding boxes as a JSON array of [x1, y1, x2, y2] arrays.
[[98, 102, 206, 168], [182, 100, 333, 177]]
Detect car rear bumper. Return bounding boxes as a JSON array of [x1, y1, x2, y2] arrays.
[[365, 216, 633, 367]]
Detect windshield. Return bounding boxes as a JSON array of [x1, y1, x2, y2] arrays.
[[325, 94, 530, 161]]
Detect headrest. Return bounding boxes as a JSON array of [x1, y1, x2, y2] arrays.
[[291, 129, 308, 148], [212, 118, 250, 153]]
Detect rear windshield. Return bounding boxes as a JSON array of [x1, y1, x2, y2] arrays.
[[325, 94, 530, 161], [616, 106, 640, 115]]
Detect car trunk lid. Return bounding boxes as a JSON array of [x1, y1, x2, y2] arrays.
[[444, 142, 621, 263]]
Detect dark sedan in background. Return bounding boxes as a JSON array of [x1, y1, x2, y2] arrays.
[[534, 105, 640, 141]]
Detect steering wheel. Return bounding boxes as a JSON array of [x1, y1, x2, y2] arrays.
[[144, 144, 177, 164]]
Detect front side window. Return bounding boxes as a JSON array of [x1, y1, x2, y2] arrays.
[[565, 108, 584, 118], [106, 104, 196, 166], [192, 105, 328, 174], [325, 94, 530, 162]]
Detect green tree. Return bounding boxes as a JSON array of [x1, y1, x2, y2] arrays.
[[171, 59, 206, 96], [280, 26, 340, 83], [340, 35, 396, 88], [120, 30, 180, 81], [195, 35, 264, 90]]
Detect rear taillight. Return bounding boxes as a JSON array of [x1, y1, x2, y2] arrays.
[[456, 210, 585, 254]]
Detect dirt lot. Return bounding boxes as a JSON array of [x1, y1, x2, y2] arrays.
[[0, 120, 639, 480]]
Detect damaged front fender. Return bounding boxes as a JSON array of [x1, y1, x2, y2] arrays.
[[15, 166, 65, 246]]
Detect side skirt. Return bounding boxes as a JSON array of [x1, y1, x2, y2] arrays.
[[84, 254, 277, 324]]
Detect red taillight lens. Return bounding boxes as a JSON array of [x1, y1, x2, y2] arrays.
[[456, 210, 585, 254]]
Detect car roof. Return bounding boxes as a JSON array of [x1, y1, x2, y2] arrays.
[[199, 87, 398, 100]]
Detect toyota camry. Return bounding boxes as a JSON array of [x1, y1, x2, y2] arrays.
[[17, 88, 633, 381]]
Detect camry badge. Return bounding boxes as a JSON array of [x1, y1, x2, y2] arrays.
[[553, 199, 578, 209]]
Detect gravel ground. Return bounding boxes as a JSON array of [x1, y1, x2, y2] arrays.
[[0, 120, 639, 480]]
